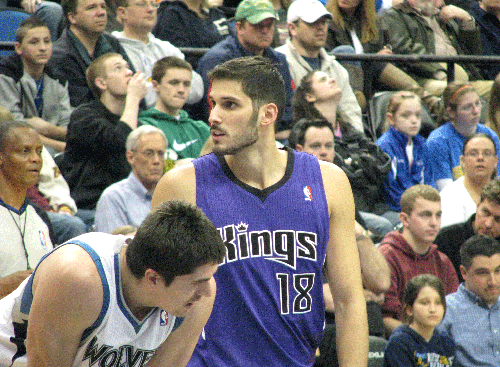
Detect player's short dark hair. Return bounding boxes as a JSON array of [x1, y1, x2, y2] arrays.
[[480, 179, 500, 207], [126, 200, 226, 286], [208, 56, 286, 122], [400, 184, 440, 215], [288, 118, 333, 149], [151, 56, 192, 83], [16, 16, 49, 43], [460, 235, 500, 269], [0, 120, 32, 152]]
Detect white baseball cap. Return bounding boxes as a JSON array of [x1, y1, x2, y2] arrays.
[[287, 0, 333, 23]]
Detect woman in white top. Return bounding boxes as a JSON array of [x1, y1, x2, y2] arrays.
[[440, 133, 498, 227]]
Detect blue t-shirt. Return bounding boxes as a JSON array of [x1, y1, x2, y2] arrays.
[[426, 122, 500, 181]]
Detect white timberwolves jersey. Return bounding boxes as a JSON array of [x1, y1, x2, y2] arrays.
[[0, 232, 183, 367]]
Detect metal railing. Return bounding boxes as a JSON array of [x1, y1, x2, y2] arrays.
[[177, 48, 500, 98], [2, 41, 497, 98]]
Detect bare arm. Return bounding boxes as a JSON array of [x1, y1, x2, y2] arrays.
[[145, 279, 216, 366], [323, 283, 335, 313], [355, 222, 391, 294], [321, 162, 368, 367], [27, 245, 102, 366], [151, 164, 197, 208]]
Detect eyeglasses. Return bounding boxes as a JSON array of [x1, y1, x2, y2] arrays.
[[464, 150, 496, 158], [136, 149, 165, 159], [129, 1, 159, 8]]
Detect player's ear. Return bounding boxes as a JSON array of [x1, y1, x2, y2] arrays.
[[260, 103, 278, 127], [144, 269, 162, 287], [296, 144, 304, 152]]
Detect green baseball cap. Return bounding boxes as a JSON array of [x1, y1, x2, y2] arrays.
[[234, 0, 277, 24]]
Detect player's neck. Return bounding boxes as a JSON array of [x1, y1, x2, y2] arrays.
[[120, 248, 154, 320], [225, 139, 287, 190]]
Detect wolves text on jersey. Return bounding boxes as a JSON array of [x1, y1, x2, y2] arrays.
[[82, 336, 157, 367]]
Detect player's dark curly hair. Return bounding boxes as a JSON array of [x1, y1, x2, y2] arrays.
[[208, 56, 286, 122]]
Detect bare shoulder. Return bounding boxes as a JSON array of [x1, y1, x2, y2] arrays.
[[319, 160, 349, 182], [152, 162, 197, 208], [318, 161, 352, 211], [31, 244, 103, 327]]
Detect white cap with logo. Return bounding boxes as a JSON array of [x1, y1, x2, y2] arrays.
[[287, 0, 333, 23]]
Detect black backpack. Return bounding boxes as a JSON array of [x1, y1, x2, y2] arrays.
[[333, 133, 391, 214]]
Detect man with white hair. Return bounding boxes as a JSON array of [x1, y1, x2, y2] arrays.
[[95, 125, 167, 233]]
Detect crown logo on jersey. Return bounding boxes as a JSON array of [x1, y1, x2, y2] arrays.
[[236, 222, 249, 232], [160, 310, 168, 326], [303, 186, 313, 201]]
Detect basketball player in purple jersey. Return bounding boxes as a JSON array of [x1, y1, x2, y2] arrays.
[[151, 56, 368, 367]]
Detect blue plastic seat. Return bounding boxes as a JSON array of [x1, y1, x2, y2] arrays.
[[0, 7, 30, 57]]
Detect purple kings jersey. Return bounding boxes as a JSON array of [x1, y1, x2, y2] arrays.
[[189, 148, 330, 367]]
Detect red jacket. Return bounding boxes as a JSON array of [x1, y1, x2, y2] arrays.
[[379, 230, 459, 320]]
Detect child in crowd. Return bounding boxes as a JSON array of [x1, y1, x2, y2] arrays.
[[383, 274, 455, 366], [377, 91, 435, 213], [0, 16, 71, 156]]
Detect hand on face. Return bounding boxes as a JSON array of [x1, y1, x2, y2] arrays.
[[127, 72, 148, 101]]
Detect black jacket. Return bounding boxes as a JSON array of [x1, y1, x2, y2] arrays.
[[61, 100, 132, 210]]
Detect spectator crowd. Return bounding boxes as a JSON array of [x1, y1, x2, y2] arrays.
[[2, 0, 500, 364]]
